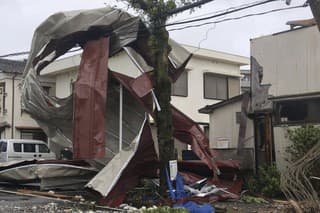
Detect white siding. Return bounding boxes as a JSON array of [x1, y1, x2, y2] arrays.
[[172, 56, 241, 124], [251, 26, 320, 97], [209, 101, 254, 149]]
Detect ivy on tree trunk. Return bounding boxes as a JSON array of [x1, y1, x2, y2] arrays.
[[149, 19, 175, 195]]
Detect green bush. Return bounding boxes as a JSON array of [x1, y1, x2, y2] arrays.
[[246, 164, 283, 198], [143, 206, 190, 213], [286, 125, 320, 161], [259, 164, 282, 197]]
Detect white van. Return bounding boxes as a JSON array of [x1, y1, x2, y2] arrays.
[[0, 139, 56, 162]]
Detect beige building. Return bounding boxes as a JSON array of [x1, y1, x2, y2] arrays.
[[172, 45, 248, 128], [198, 24, 320, 171], [0, 59, 54, 140], [251, 24, 320, 170], [199, 94, 255, 170]]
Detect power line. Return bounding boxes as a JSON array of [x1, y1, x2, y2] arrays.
[[0, 47, 82, 59], [168, 0, 275, 24], [0, 1, 308, 58], [165, 0, 280, 27], [167, 4, 308, 31]]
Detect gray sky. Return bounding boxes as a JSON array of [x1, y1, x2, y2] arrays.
[[0, 0, 313, 57]]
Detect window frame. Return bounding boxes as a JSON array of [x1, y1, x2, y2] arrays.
[[203, 73, 229, 100], [23, 143, 36, 153], [13, 143, 22, 153], [273, 97, 320, 126], [0, 83, 5, 115], [171, 70, 188, 97], [0, 141, 7, 152], [38, 144, 50, 153]]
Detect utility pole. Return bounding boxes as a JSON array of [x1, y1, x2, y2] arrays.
[[126, 0, 214, 195]]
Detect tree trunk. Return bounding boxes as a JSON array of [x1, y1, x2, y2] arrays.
[[310, 0, 320, 31], [150, 19, 175, 196]]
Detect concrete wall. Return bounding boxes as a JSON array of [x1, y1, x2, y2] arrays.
[[251, 26, 320, 97], [209, 100, 254, 149], [272, 125, 315, 171]]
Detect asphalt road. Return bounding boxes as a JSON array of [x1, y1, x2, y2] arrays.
[[0, 188, 122, 213]]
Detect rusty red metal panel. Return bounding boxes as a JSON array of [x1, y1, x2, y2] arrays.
[[111, 72, 219, 174], [73, 37, 109, 159], [131, 72, 153, 98]]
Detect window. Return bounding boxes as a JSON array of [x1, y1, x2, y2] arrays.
[[274, 98, 320, 124], [236, 112, 242, 124], [39, 144, 50, 153], [204, 73, 228, 100], [13, 143, 22, 152], [24, 144, 36, 152], [0, 83, 5, 115], [172, 71, 188, 97], [21, 129, 47, 141], [0, 141, 7, 152]]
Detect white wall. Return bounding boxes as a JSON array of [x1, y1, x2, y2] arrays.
[[209, 100, 254, 149], [251, 26, 320, 97], [172, 55, 241, 124], [0, 75, 39, 139], [55, 70, 77, 98]]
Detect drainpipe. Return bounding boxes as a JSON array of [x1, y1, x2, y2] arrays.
[[11, 73, 17, 139]]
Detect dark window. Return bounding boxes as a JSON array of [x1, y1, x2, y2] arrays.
[[0, 83, 5, 115], [13, 143, 22, 152], [236, 112, 242, 124], [21, 129, 47, 141], [204, 126, 209, 138], [38, 144, 50, 153], [24, 144, 36, 152], [172, 71, 188, 97], [0, 142, 7, 152], [204, 73, 228, 100], [275, 98, 320, 124]]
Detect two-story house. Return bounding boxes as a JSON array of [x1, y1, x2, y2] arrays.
[[39, 44, 248, 157], [0, 58, 54, 141], [199, 22, 320, 171], [251, 23, 320, 170]]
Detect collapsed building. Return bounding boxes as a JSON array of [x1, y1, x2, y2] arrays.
[[0, 7, 242, 206]]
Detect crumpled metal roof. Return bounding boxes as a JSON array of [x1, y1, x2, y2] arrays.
[[20, 6, 217, 206]]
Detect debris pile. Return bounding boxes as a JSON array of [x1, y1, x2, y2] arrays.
[[0, 6, 252, 212]]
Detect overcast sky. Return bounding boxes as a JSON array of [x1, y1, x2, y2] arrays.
[[0, 0, 313, 58]]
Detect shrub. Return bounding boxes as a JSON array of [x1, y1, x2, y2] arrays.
[[286, 125, 320, 161], [246, 164, 283, 198], [286, 125, 320, 194]]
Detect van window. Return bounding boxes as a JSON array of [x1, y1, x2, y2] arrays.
[[38, 144, 50, 153], [13, 143, 22, 152], [0, 142, 7, 152], [24, 144, 36, 152]]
